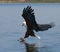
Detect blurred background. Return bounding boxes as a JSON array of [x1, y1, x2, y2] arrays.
[[0, 0, 60, 3]]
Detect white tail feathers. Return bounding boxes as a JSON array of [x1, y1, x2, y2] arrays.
[[34, 34, 40, 39]]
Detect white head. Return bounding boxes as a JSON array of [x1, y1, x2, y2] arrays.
[[22, 21, 26, 26]]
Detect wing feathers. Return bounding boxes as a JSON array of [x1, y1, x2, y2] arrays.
[[38, 22, 55, 31], [22, 6, 55, 38]]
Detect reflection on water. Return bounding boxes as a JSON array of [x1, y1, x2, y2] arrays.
[[20, 40, 39, 52], [20, 40, 51, 52], [25, 43, 38, 52]]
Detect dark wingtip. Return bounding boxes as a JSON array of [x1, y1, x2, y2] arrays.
[[22, 5, 35, 17], [50, 22, 55, 27]]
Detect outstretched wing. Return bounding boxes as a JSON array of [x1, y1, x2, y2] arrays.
[[22, 6, 39, 31], [38, 22, 55, 31]]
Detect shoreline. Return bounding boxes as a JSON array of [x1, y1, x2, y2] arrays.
[[0, 0, 60, 3]]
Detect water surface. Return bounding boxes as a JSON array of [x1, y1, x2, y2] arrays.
[[0, 3, 60, 52]]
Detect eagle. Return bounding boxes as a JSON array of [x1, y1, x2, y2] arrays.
[[21, 6, 55, 40]]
